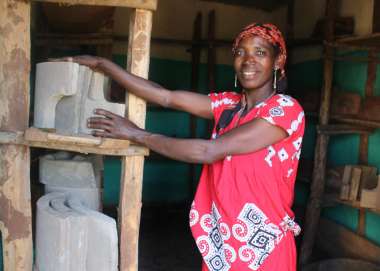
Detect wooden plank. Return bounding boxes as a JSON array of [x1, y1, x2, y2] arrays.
[[340, 165, 352, 200], [317, 125, 373, 135], [299, 0, 336, 266], [316, 218, 380, 265], [33, 0, 157, 10], [326, 41, 380, 51], [339, 200, 380, 215], [119, 8, 152, 271], [331, 91, 361, 116], [330, 116, 380, 129], [348, 167, 362, 201], [359, 98, 380, 122], [334, 33, 380, 47], [0, 1, 33, 271], [21, 128, 149, 156], [361, 176, 380, 209]]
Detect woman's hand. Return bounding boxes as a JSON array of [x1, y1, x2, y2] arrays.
[[49, 55, 106, 71], [87, 109, 144, 140]]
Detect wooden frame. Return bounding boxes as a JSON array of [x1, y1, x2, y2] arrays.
[[300, 0, 380, 266], [0, 1, 156, 270], [33, 0, 157, 10]]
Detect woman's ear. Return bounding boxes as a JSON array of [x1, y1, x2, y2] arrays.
[[274, 54, 285, 71]]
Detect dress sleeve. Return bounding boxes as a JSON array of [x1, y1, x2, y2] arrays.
[[258, 94, 305, 137], [208, 92, 241, 122]]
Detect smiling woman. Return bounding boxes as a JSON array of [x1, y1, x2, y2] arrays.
[[57, 22, 305, 271]]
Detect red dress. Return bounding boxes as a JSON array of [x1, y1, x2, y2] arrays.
[[189, 92, 305, 271]]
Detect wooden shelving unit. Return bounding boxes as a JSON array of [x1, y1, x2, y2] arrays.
[[0, 1, 156, 271], [299, 0, 380, 266]]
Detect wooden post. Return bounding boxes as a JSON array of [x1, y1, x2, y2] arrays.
[[189, 12, 202, 198], [357, 50, 377, 235], [299, 0, 336, 266], [0, 1, 33, 271], [207, 10, 216, 91], [118, 8, 152, 271]]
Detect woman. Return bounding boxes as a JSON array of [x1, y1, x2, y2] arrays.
[[62, 23, 304, 271]]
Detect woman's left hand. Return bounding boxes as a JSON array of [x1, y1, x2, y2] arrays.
[[87, 109, 143, 140]]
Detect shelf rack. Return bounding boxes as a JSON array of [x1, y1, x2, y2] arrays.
[[299, 0, 380, 266], [0, 1, 156, 270]]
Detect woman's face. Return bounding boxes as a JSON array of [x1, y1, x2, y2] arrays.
[[233, 35, 278, 91]]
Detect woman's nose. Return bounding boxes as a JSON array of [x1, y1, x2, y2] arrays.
[[242, 53, 256, 65]]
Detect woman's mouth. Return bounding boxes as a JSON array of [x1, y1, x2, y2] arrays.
[[241, 71, 259, 79]]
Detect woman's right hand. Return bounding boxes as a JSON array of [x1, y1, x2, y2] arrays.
[[49, 55, 106, 71]]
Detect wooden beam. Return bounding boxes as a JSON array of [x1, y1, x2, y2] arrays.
[[317, 124, 374, 135], [189, 12, 202, 198], [207, 10, 216, 91], [33, 0, 157, 10], [299, 0, 336, 266], [119, 8, 152, 271], [330, 116, 380, 129], [24, 128, 148, 156], [325, 41, 380, 52], [0, 1, 33, 271]]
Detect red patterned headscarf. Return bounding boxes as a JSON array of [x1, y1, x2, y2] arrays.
[[232, 23, 287, 78]]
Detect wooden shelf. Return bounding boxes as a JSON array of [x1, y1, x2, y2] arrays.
[[326, 33, 380, 50], [32, 0, 157, 10], [306, 112, 380, 129], [0, 128, 149, 156], [331, 116, 380, 129], [336, 33, 380, 46], [318, 124, 375, 135], [323, 193, 380, 215]]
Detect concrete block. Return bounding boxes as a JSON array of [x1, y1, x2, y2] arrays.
[[34, 61, 125, 135], [35, 193, 88, 271], [40, 151, 103, 210], [34, 62, 79, 129], [46, 186, 101, 211], [67, 196, 118, 271], [39, 151, 101, 188], [35, 193, 118, 271]]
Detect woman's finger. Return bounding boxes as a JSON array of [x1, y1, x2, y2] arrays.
[[92, 130, 107, 138], [91, 130, 116, 138], [87, 122, 112, 132], [94, 109, 121, 119], [88, 117, 113, 126]]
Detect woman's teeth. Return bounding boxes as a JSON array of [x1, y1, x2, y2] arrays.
[[242, 71, 257, 76]]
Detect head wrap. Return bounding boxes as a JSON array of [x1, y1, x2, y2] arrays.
[[232, 23, 287, 78]]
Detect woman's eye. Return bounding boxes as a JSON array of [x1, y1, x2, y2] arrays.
[[235, 49, 244, 57], [256, 50, 266, 56]]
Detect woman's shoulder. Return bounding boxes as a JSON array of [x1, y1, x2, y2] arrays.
[[209, 91, 242, 111], [264, 93, 304, 112]]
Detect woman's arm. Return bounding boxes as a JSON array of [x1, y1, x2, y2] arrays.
[[88, 109, 287, 164], [60, 56, 213, 119]]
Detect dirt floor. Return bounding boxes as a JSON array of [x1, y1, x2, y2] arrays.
[[137, 204, 202, 271]]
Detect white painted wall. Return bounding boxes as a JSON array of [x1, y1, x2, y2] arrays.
[[339, 0, 374, 36], [291, 0, 375, 64], [113, 0, 287, 65]]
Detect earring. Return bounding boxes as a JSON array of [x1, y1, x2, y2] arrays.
[[234, 74, 238, 88], [273, 69, 278, 91]]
